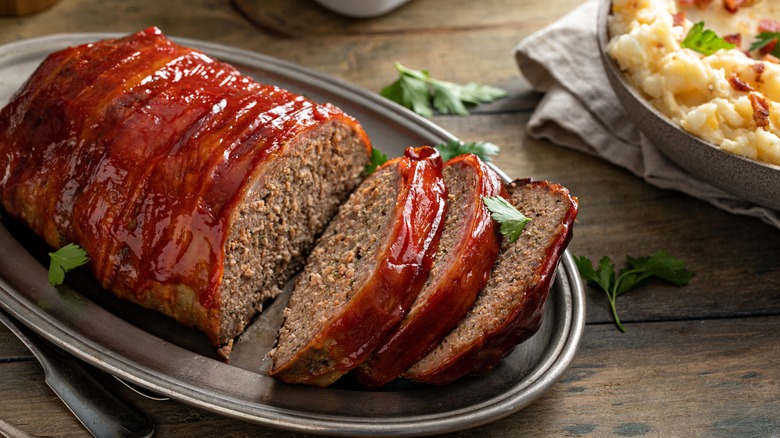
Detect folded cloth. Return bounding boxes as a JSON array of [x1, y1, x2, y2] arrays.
[[514, 0, 780, 229]]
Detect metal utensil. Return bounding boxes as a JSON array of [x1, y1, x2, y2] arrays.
[[0, 309, 155, 438]]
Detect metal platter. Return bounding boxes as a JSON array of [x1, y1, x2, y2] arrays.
[[0, 33, 585, 436]]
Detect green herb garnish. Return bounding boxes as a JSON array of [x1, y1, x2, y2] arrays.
[[435, 140, 500, 162], [574, 251, 695, 332], [381, 62, 507, 117], [750, 32, 780, 57], [482, 196, 531, 243], [48, 243, 89, 287], [681, 22, 735, 55], [364, 147, 389, 175]]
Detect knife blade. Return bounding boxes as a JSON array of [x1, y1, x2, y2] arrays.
[[0, 309, 155, 438]]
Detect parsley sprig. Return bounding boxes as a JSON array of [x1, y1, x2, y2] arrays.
[[364, 140, 500, 176], [436, 140, 500, 162], [574, 251, 695, 332], [381, 62, 507, 117], [364, 147, 389, 175], [48, 243, 89, 287], [750, 32, 780, 57], [482, 196, 531, 243], [681, 22, 735, 55]]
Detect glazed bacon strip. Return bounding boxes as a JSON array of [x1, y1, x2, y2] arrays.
[[354, 154, 504, 388], [404, 179, 578, 386], [0, 28, 373, 347], [269, 147, 448, 387]]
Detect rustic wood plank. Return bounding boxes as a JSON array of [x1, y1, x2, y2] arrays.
[[0, 0, 778, 436], [0, 361, 87, 437], [0, 0, 59, 17], [466, 316, 780, 437], [1, 317, 777, 437], [0, 325, 33, 359], [232, 0, 586, 37], [0, 0, 260, 45], [0, 0, 553, 111]]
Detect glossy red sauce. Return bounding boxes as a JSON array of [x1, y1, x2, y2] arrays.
[[355, 153, 505, 387], [0, 27, 362, 309], [270, 146, 448, 386]]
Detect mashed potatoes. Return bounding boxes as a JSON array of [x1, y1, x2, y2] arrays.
[[608, 0, 780, 165]]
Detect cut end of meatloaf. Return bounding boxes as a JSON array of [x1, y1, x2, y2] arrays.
[[269, 162, 400, 370], [218, 120, 370, 345], [405, 179, 577, 383]]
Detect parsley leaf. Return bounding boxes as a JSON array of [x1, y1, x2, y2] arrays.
[[750, 32, 780, 57], [431, 80, 469, 116], [458, 81, 510, 105], [681, 22, 735, 55], [574, 251, 695, 332], [482, 196, 531, 243], [381, 62, 507, 117], [364, 147, 389, 175], [48, 243, 89, 287], [435, 140, 500, 162]]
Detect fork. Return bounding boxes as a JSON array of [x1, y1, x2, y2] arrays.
[[0, 308, 155, 438]]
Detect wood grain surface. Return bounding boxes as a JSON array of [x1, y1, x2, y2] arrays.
[[0, 0, 779, 437]]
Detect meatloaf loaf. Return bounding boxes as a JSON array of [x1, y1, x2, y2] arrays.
[[269, 146, 447, 387], [0, 27, 372, 347], [404, 178, 578, 385], [354, 153, 505, 388]]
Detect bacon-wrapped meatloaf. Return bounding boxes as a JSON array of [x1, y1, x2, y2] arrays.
[[0, 27, 372, 347]]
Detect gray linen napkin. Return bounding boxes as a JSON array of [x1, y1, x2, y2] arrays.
[[514, 0, 780, 229]]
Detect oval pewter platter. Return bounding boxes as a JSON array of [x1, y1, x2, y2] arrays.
[[0, 33, 586, 437]]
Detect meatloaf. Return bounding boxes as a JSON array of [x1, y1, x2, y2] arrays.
[[269, 146, 447, 387], [0, 27, 372, 347], [404, 179, 578, 385], [354, 153, 505, 388]]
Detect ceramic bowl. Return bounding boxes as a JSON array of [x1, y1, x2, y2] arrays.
[[597, 0, 780, 211], [312, 0, 411, 18]]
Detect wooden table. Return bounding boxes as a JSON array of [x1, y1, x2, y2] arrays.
[[1, 0, 779, 436]]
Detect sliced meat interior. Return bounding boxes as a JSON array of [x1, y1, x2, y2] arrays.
[[353, 153, 504, 388], [404, 178, 578, 385], [269, 146, 447, 387]]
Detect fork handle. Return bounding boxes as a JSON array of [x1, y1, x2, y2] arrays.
[[0, 308, 155, 438]]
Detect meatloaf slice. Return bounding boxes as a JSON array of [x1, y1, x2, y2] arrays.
[[269, 146, 447, 387], [0, 27, 372, 347], [354, 154, 505, 388], [404, 179, 578, 385]]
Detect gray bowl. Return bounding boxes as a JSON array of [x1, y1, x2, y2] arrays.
[[597, 0, 780, 211]]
